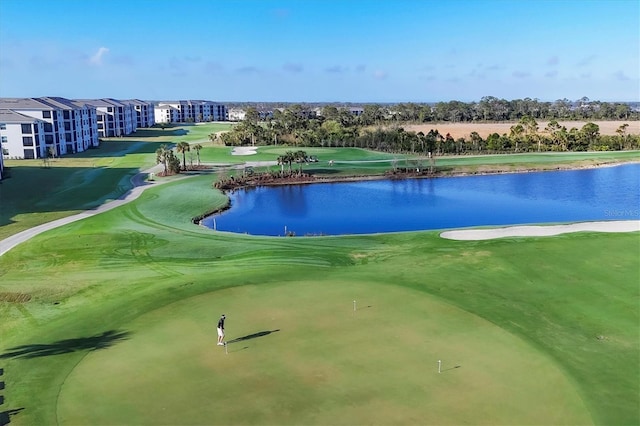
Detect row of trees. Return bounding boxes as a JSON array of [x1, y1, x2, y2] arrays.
[[214, 105, 638, 155], [388, 97, 636, 122], [155, 142, 204, 175]]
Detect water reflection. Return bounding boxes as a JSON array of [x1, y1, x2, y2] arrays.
[[204, 164, 639, 236]]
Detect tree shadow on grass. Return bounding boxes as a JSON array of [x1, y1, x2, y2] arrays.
[[0, 407, 25, 426], [227, 329, 280, 344], [0, 330, 131, 360]]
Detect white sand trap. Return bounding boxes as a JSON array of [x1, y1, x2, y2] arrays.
[[440, 220, 640, 241], [231, 147, 258, 156]]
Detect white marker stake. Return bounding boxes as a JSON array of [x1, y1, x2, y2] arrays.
[[438, 360, 441, 373], [353, 300, 356, 312], [225, 342, 228, 355]]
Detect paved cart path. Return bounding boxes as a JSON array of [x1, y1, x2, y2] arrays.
[[0, 165, 169, 256]]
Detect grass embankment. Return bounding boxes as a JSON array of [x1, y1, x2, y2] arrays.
[[0, 123, 638, 424]]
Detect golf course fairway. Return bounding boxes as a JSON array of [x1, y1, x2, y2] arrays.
[[57, 281, 590, 425], [1, 145, 638, 425]]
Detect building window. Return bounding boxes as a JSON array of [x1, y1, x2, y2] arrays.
[[21, 123, 32, 134], [64, 122, 71, 131], [63, 110, 70, 119], [23, 149, 35, 159], [43, 111, 52, 119], [2, 148, 8, 155], [45, 135, 53, 143], [22, 136, 34, 146], [0, 123, 6, 130], [44, 123, 53, 132], [1, 136, 7, 143], [107, 107, 113, 112]]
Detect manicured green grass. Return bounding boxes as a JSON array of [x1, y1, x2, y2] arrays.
[[56, 281, 590, 425], [0, 142, 638, 425]]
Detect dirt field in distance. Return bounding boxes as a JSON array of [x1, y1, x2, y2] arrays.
[[404, 121, 639, 139]]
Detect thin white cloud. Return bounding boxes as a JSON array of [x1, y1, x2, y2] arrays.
[[283, 62, 303, 73], [614, 70, 630, 81], [576, 54, 596, 67], [546, 55, 559, 66], [205, 61, 224, 73], [236, 66, 260, 74], [512, 70, 530, 78], [373, 70, 388, 80], [89, 47, 109, 65], [325, 65, 347, 73]]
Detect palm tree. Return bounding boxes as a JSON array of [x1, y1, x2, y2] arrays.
[[294, 150, 308, 174], [616, 123, 629, 150], [278, 151, 295, 174], [509, 124, 525, 152], [176, 141, 190, 170], [193, 144, 203, 165], [156, 144, 171, 175]]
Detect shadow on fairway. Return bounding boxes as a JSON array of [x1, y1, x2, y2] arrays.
[[0, 330, 131, 360], [227, 329, 280, 344], [442, 365, 462, 372], [0, 408, 25, 425]]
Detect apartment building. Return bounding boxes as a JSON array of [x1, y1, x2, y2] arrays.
[[153, 104, 180, 124], [39, 97, 97, 154], [124, 99, 156, 128], [0, 97, 98, 159], [156, 100, 227, 123], [78, 98, 137, 138], [0, 109, 47, 159]]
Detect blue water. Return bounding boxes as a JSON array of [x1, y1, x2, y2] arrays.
[[201, 163, 640, 236]]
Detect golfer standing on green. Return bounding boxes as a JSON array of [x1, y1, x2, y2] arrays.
[[217, 314, 226, 346]]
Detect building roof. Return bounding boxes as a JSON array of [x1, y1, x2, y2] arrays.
[[155, 104, 180, 111], [0, 97, 54, 110], [0, 109, 47, 124], [76, 98, 131, 108], [123, 99, 152, 106], [37, 96, 80, 110]]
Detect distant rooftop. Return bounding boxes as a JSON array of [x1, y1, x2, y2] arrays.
[[0, 108, 46, 123]]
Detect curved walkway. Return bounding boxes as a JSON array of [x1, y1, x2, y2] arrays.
[[0, 165, 168, 256]]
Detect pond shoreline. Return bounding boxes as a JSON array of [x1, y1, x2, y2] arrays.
[[212, 158, 640, 192], [195, 159, 640, 228]]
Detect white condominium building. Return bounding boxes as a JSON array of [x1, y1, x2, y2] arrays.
[[0, 97, 98, 159], [156, 100, 227, 123], [76, 98, 137, 138], [124, 99, 156, 128], [0, 109, 47, 160], [154, 104, 180, 124]]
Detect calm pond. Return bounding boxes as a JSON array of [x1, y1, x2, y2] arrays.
[[201, 163, 640, 236]]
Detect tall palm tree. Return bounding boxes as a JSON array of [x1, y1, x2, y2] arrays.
[[193, 144, 203, 165], [156, 144, 171, 175], [176, 141, 190, 170], [294, 150, 308, 174]]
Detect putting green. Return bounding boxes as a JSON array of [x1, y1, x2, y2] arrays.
[[57, 281, 592, 425]]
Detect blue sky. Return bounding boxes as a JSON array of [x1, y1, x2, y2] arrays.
[[0, 0, 638, 102]]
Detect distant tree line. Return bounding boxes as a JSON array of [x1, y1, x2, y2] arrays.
[[214, 101, 639, 155]]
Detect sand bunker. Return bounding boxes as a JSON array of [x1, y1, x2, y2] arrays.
[[440, 220, 640, 240], [231, 147, 258, 156]]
